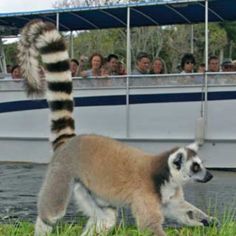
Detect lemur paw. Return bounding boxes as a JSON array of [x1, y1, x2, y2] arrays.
[[201, 217, 219, 227]]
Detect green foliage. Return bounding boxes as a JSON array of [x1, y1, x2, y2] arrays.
[[208, 23, 227, 55], [3, 42, 18, 66], [219, 22, 236, 59], [220, 22, 236, 41], [72, 28, 126, 60], [67, 21, 232, 73]]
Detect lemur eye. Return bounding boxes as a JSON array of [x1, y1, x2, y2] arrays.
[[192, 163, 200, 173]]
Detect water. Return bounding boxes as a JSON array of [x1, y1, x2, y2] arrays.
[[0, 163, 235, 224]]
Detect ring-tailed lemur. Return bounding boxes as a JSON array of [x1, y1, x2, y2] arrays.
[[19, 20, 218, 236]]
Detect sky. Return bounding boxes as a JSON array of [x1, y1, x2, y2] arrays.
[[0, 0, 55, 13]]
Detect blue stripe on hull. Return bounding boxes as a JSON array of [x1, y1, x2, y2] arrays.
[[0, 100, 48, 113], [0, 91, 236, 113]]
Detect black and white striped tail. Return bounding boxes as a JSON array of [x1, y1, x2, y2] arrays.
[[18, 20, 76, 151]]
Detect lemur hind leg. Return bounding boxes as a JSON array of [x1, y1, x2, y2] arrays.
[[131, 192, 167, 236], [35, 166, 74, 236], [73, 182, 117, 236]]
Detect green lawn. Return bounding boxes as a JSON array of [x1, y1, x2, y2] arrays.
[[0, 219, 235, 236]]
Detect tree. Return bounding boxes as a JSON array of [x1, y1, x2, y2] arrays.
[[53, 0, 167, 67], [220, 22, 236, 59], [130, 26, 164, 66], [208, 23, 227, 57]]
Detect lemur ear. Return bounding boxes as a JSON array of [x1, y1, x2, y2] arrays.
[[173, 153, 183, 170], [187, 142, 199, 152]]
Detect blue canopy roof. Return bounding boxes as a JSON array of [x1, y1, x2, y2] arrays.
[[0, 0, 236, 35]]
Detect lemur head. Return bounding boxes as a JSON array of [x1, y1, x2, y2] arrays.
[[168, 143, 213, 184]]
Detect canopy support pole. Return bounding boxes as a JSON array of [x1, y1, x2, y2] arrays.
[[195, 1, 209, 145], [126, 6, 131, 138], [205, 0, 209, 73], [190, 25, 194, 54], [70, 31, 74, 59], [201, 0, 209, 144], [56, 13, 59, 31], [126, 7, 131, 75], [0, 38, 7, 73]]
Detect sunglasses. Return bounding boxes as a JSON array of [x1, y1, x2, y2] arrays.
[[185, 61, 194, 64]]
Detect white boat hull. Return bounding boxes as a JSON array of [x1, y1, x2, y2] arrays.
[[0, 74, 236, 168]]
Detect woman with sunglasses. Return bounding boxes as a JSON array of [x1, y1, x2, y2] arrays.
[[180, 53, 196, 73]]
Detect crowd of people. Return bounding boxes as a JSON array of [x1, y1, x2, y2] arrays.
[[3, 52, 236, 80], [72, 52, 236, 78], [69, 53, 127, 78], [132, 52, 236, 75]]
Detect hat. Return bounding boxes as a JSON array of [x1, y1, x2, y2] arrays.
[[222, 58, 233, 66]]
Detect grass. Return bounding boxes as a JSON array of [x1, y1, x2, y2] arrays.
[[0, 204, 235, 236], [0, 217, 235, 236]]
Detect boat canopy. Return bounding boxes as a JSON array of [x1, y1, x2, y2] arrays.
[[0, 0, 236, 35]]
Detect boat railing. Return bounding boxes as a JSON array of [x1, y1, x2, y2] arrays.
[[0, 72, 236, 91], [73, 72, 236, 89]]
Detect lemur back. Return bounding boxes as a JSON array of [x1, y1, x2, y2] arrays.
[[18, 20, 76, 150]]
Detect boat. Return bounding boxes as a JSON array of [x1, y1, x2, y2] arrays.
[[0, 73, 236, 168], [0, 0, 236, 168]]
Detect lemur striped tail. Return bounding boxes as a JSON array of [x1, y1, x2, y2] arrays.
[[18, 20, 76, 151]]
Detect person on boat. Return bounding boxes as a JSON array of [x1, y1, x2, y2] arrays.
[[208, 55, 220, 72], [81, 52, 103, 78], [78, 55, 88, 74], [107, 54, 119, 75], [2, 64, 13, 79], [132, 52, 151, 75], [180, 53, 196, 73], [6, 64, 12, 74], [117, 61, 127, 75], [100, 63, 111, 77], [197, 63, 206, 73], [70, 58, 79, 77], [194, 63, 206, 84], [151, 57, 167, 74], [11, 65, 22, 79], [221, 58, 234, 72]]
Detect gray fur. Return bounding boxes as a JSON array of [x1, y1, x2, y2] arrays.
[[33, 136, 218, 236]]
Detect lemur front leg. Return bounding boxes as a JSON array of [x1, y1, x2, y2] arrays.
[[163, 188, 218, 227], [182, 200, 218, 227], [131, 192, 167, 236]]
